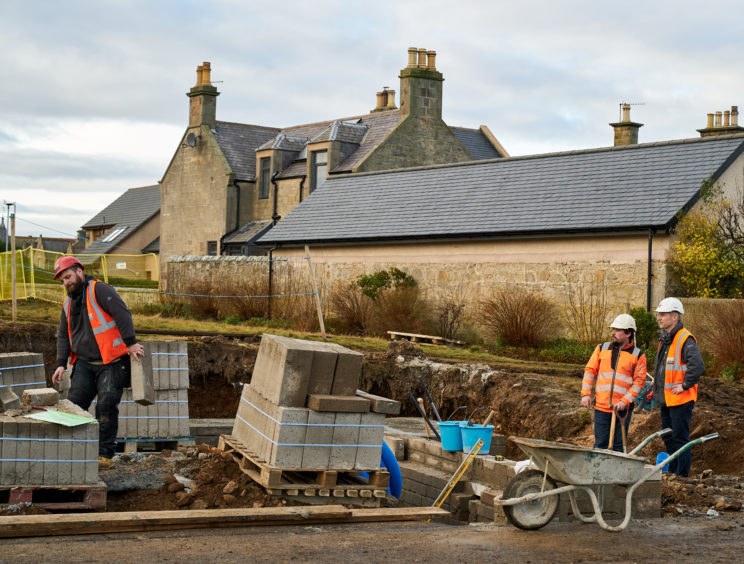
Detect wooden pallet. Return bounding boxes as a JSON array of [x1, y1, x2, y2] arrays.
[[387, 331, 465, 347], [0, 480, 107, 511], [116, 437, 196, 454], [218, 435, 389, 498]]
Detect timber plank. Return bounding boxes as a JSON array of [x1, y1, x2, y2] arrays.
[[0, 506, 449, 538]]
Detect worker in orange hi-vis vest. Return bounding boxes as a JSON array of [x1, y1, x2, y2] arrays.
[[653, 298, 704, 477], [581, 314, 647, 452], [50, 256, 144, 470]]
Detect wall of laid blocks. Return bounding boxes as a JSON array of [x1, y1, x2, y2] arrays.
[[89, 341, 190, 439], [0, 353, 48, 407], [0, 400, 99, 485], [230, 334, 398, 471]]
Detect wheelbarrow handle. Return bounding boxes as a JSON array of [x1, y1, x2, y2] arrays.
[[651, 432, 720, 471], [628, 428, 672, 456], [700, 432, 719, 442]]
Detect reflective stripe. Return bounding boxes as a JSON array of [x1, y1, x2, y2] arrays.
[[581, 383, 593, 390], [631, 346, 641, 357], [600, 342, 611, 351], [613, 373, 634, 385], [629, 385, 642, 393], [664, 383, 679, 389], [669, 364, 687, 372], [87, 283, 118, 333], [597, 371, 615, 379], [596, 384, 613, 391], [113, 337, 124, 348]]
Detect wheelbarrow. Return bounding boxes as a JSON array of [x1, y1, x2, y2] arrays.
[[495, 429, 719, 532]]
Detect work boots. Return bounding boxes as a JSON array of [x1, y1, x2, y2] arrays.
[[98, 456, 113, 470]]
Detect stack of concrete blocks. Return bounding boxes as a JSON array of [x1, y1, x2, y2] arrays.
[[232, 334, 399, 471], [0, 353, 48, 410], [89, 342, 190, 439], [0, 398, 99, 485]]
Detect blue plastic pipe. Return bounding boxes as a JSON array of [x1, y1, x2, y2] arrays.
[[360, 441, 402, 499]]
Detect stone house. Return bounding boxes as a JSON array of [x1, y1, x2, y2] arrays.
[[158, 48, 507, 282], [258, 105, 744, 313]]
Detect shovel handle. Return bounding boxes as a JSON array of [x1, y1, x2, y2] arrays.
[[609, 409, 617, 449], [482, 410, 495, 427]]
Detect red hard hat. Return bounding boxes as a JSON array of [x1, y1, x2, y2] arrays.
[[53, 256, 84, 279]]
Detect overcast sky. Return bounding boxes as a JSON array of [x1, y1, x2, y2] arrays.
[[2, 0, 743, 241]]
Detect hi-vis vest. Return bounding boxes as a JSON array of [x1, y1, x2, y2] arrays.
[[582, 342, 645, 413], [660, 328, 697, 406], [64, 279, 128, 365]]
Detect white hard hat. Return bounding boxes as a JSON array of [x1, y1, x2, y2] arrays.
[[610, 314, 637, 331], [655, 297, 684, 314]]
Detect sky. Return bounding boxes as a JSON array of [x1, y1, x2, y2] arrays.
[[2, 0, 744, 240]]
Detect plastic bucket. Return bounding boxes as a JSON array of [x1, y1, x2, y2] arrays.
[[461, 424, 494, 454], [656, 452, 670, 472], [439, 421, 465, 451]]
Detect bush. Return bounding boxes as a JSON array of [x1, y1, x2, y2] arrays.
[[370, 285, 430, 337], [358, 267, 415, 301], [563, 279, 610, 344], [696, 300, 744, 381], [435, 300, 466, 340], [630, 307, 659, 349], [481, 287, 557, 348], [330, 281, 375, 335]]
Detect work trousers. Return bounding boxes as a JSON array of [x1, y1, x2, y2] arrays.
[[67, 357, 131, 459], [593, 408, 633, 452], [660, 401, 695, 477]]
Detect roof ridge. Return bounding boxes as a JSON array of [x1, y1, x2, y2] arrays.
[[281, 109, 399, 131], [216, 121, 281, 131]]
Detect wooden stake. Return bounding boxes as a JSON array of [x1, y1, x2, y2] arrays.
[[417, 397, 431, 438], [304, 245, 327, 341], [482, 410, 495, 426]]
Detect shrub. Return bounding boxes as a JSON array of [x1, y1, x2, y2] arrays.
[[223, 277, 271, 320], [329, 281, 375, 336], [370, 285, 430, 337], [357, 267, 415, 301], [630, 307, 659, 349], [696, 300, 744, 381], [436, 300, 465, 340], [563, 279, 610, 344], [481, 287, 557, 348]]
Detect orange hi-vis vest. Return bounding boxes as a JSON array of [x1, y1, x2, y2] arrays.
[[660, 328, 697, 406], [582, 342, 646, 413], [64, 279, 128, 365]]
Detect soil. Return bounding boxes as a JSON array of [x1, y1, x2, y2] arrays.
[[1, 321, 742, 523]]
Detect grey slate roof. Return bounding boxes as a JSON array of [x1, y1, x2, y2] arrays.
[[214, 122, 280, 180], [81, 185, 160, 254], [222, 220, 273, 244], [450, 127, 503, 160], [259, 135, 744, 245], [257, 134, 309, 152]]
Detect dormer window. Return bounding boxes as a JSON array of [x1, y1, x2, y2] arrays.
[[310, 150, 328, 193], [259, 157, 271, 199], [101, 226, 127, 243]]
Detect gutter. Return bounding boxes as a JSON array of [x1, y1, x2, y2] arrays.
[[271, 171, 281, 224]]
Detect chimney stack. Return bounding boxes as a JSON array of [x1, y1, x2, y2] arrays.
[[609, 103, 643, 146], [398, 46, 443, 121], [371, 87, 397, 113], [697, 105, 744, 137], [187, 61, 219, 129]]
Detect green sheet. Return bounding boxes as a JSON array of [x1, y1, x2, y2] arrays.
[[26, 410, 96, 427]]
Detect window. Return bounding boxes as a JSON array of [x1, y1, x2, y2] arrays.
[[259, 157, 271, 199], [310, 150, 328, 193], [101, 226, 127, 243], [207, 241, 218, 255]]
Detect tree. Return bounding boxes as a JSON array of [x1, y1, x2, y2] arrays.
[[670, 179, 744, 298]]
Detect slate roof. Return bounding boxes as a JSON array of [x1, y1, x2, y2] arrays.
[[259, 135, 744, 246], [214, 122, 280, 180], [81, 185, 160, 254], [450, 127, 503, 160], [222, 220, 273, 244]]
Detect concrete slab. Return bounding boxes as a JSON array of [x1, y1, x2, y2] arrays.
[[306, 394, 370, 413], [355, 412, 385, 470], [329, 413, 360, 470], [250, 335, 314, 408], [302, 411, 334, 469], [131, 342, 155, 405], [21, 388, 60, 407]]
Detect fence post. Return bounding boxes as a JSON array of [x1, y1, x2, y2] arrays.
[[10, 211, 16, 322], [304, 245, 326, 342], [29, 247, 35, 299]]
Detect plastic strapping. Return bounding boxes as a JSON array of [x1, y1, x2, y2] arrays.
[[152, 368, 188, 371], [152, 353, 188, 356], [0, 364, 45, 370], [0, 458, 97, 463], [0, 381, 47, 389], [240, 396, 384, 428], [0, 437, 97, 443]]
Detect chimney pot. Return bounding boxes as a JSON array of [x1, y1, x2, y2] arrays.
[[724, 111, 731, 127], [375, 91, 384, 110], [715, 111, 722, 127], [621, 103, 631, 122], [202, 62, 212, 85], [417, 48, 427, 69], [707, 113, 714, 128], [196, 65, 204, 86], [732, 106, 739, 127], [385, 89, 396, 108], [407, 47, 418, 68], [426, 50, 436, 70]]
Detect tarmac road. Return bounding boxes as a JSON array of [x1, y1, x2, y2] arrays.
[[1, 517, 742, 563]]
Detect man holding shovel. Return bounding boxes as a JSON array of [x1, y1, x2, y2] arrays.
[[581, 314, 647, 452]]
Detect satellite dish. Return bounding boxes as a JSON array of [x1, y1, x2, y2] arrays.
[[185, 132, 197, 147]]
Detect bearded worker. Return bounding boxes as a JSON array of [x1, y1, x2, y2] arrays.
[[50, 256, 144, 469], [581, 314, 647, 452]]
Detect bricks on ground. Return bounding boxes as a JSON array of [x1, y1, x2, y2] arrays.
[[232, 334, 400, 471], [88, 341, 190, 439]]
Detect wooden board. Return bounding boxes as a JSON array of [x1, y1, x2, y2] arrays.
[[0, 506, 450, 538], [387, 331, 465, 347], [0, 481, 106, 511]]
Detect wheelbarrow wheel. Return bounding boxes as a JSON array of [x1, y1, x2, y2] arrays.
[[502, 469, 559, 530]]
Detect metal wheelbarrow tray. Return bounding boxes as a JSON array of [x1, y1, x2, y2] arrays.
[[495, 429, 719, 532]]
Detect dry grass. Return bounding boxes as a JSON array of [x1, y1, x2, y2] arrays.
[[370, 285, 431, 337], [329, 281, 376, 335], [563, 279, 610, 344], [481, 287, 557, 347], [695, 299, 744, 380]]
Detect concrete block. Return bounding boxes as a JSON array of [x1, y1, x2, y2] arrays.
[[84, 418, 99, 484], [177, 388, 190, 437], [131, 342, 155, 405], [325, 343, 363, 396], [43, 419, 58, 485], [270, 406, 308, 469], [329, 413, 360, 470], [302, 411, 334, 469], [306, 394, 370, 413], [1, 417, 17, 485], [355, 412, 385, 470], [250, 335, 314, 407], [71, 424, 86, 484], [21, 388, 60, 407], [355, 390, 401, 415], [305, 346, 337, 397], [0, 387, 20, 410], [57, 425, 73, 485], [383, 436, 405, 460]]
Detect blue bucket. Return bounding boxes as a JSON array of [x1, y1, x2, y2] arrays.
[[439, 421, 465, 451], [461, 424, 494, 454], [656, 452, 670, 472]]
